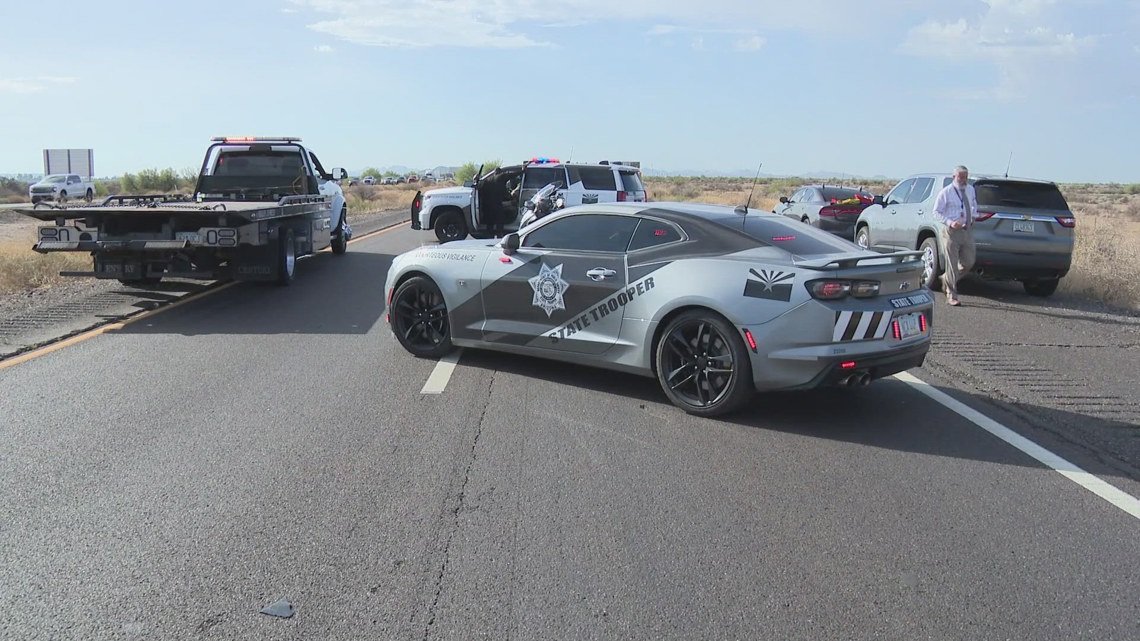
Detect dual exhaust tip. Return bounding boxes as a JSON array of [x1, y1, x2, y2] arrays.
[[838, 372, 872, 388]]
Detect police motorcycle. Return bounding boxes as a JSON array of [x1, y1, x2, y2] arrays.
[[518, 182, 565, 229]]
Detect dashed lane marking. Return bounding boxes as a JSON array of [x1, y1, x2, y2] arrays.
[[421, 350, 463, 394], [895, 371, 1140, 521]]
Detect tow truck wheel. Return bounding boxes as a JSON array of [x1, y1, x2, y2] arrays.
[[390, 276, 453, 358], [655, 310, 754, 417], [58, 190, 67, 203], [277, 228, 296, 286], [434, 211, 466, 244], [331, 209, 348, 255], [84, 189, 94, 203]]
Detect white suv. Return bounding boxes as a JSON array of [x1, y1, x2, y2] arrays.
[[410, 159, 647, 243]]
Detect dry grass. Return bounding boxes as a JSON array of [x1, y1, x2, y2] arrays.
[[346, 183, 426, 214], [0, 240, 90, 295], [1057, 186, 1140, 310]]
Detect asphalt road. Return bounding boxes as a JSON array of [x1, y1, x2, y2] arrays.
[[2, 226, 1138, 640]]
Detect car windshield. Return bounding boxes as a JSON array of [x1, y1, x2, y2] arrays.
[[975, 180, 1070, 210], [43, 175, 66, 183], [737, 217, 858, 257]]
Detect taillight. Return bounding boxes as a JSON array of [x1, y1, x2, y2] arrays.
[[891, 320, 902, 340], [809, 280, 850, 300], [850, 281, 880, 298], [1056, 216, 1076, 228], [806, 279, 879, 300], [919, 313, 928, 333], [617, 191, 627, 202], [840, 361, 857, 370], [818, 206, 859, 218], [975, 210, 995, 221]]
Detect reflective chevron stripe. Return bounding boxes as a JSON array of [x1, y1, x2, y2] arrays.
[[833, 310, 891, 342]]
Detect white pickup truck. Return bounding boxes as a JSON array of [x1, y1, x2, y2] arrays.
[[29, 174, 96, 204]]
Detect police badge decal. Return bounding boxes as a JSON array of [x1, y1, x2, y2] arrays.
[[529, 263, 570, 317]]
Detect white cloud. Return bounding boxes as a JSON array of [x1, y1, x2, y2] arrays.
[[286, 0, 915, 49], [898, 0, 1120, 102], [0, 76, 77, 94], [734, 35, 765, 52], [314, 44, 335, 53]]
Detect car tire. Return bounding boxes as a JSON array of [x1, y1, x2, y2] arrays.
[[84, 189, 94, 203], [277, 228, 296, 286], [434, 211, 466, 244], [390, 276, 453, 358], [58, 190, 67, 203], [855, 226, 870, 249], [331, 208, 348, 255], [919, 236, 942, 292], [1022, 278, 1059, 297], [655, 309, 754, 417]]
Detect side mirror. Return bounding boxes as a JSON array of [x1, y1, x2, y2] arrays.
[[873, 195, 885, 206], [502, 233, 520, 255], [779, 196, 789, 204], [329, 167, 348, 181]]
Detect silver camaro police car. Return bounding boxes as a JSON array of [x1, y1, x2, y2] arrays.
[[385, 202, 934, 416]]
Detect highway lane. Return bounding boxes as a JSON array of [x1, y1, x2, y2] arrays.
[[2, 226, 1138, 640]]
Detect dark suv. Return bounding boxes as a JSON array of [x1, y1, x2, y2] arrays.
[[854, 174, 1075, 296]]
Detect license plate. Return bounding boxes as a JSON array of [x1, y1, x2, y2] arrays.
[[175, 231, 201, 244], [1012, 221, 1035, 233], [897, 312, 922, 339]]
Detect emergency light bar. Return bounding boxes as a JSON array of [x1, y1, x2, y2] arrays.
[[210, 136, 302, 143], [528, 157, 560, 164]]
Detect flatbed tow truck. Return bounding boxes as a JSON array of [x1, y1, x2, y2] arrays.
[[13, 136, 351, 285]]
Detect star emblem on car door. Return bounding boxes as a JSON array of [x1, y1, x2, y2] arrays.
[[529, 263, 570, 317]]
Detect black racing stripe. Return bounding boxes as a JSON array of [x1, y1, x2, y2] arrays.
[[448, 253, 544, 340], [866, 311, 884, 339], [841, 312, 862, 342], [628, 260, 671, 283]]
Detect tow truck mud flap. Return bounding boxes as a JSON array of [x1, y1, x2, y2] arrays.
[[95, 256, 144, 280], [231, 246, 278, 282]]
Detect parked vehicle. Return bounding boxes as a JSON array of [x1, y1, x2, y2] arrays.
[[773, 185, 875, 240], [362, 175, 377, 185], [855, 174, 1075, 296], [411, 159, 647, 243], [518, 182, 566, 229], [386, 201, 931, 416], [15, 136, 351, 286], [29, 174, 95, 204]]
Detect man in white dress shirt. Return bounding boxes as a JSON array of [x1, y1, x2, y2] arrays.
[[931, 165, 978, 306]]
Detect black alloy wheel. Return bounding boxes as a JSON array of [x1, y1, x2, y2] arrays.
[[434, 211, 466, 244], [391, 276, 453, 358], [655, 310, 753, 416]]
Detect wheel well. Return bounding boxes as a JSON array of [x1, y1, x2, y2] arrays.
[[429, 205, 463, 229], [649, 304, 731, 375], [916, 229, 936, 250], [392, 270, 432, 294]]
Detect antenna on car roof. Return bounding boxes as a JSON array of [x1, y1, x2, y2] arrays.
[[735, 162, 763, 216], [1004, 150, 1013, 178], [567, 145, 574, 164]]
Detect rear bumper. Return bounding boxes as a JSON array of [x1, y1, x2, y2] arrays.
[[811, 342, 929, 387], [972, 249, 1071, 280], [817, 218, 857, 239]]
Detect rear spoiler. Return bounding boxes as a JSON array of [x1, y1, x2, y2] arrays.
[[793, 250, 924, 271]]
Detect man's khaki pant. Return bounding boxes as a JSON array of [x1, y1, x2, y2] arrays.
[[940, 226, 975, 297]]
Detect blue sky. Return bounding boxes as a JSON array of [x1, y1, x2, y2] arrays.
[[1, 0, 1137, 182]]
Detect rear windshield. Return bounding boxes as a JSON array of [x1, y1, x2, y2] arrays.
[[975, 180, 1069, 210], [820, 187, 869, 200], [620, 171, 645, 192], [736, 217, 856, 256]]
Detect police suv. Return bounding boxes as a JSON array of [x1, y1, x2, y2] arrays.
[[410, 159, 647, 243]]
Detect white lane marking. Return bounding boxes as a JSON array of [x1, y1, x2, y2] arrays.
[[421, 350, 462, 394], [894, 371, 1140, 521]]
